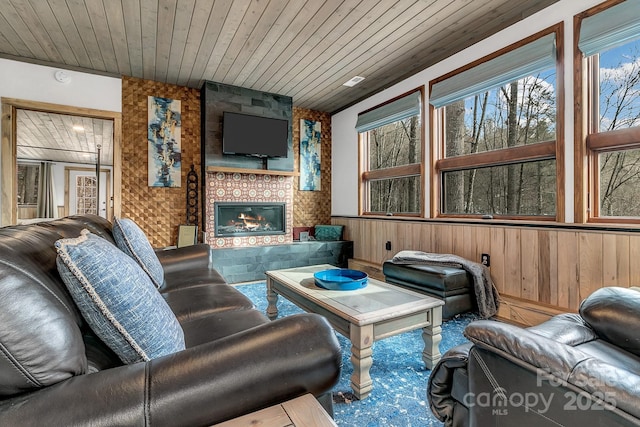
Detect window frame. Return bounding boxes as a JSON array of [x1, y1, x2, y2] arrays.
[[576, 0, 640, 224], [358, 87, 425, 217], [430, 24, 565, 221]]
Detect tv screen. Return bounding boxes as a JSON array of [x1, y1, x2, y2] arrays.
[[222, 112, 289, 158]]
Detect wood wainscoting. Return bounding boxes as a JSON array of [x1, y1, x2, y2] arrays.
[[18, 205, 65, 221], [332, 216, 640, 326]]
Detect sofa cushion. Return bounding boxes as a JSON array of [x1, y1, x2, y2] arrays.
[[579, 286, 640, 357], [0, 263, 88, 396], [55, 230, 185, 364], [112, 217, 165, 288]]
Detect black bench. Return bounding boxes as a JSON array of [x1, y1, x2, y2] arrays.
[[382, 261, 475, 319]]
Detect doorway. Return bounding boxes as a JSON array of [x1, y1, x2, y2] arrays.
[[1, 97, 121, 225], [65, 167, 112, 218]]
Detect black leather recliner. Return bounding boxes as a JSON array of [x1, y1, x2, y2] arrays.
[[428, 286, 640, 426], [0, 215, 342, 426]]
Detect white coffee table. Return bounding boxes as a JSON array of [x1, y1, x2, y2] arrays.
[[265, 264, 444, 400]]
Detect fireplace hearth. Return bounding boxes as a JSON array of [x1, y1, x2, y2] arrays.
[[214, 202, 286, 237]]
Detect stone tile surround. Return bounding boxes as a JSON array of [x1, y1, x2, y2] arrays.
[[205, 171, 293, 248], [212, 240, 354, 284]]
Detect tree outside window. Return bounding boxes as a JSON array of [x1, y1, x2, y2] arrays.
[[359, 90, 423, 216], [589, 39, 640, 218], [432, 27, 560, 219], [363, 117, 421, 214], [17, 163, 40, 206], [441, 71, 557, 217]]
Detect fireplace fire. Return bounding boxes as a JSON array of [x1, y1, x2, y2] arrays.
[[214, 202, 286, 237]]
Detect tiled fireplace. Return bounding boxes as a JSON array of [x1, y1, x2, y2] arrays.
[[205, 171, 293, 248]]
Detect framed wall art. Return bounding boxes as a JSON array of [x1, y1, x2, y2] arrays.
[[299, 119, 321, 191], [148, 96, 181, 187]]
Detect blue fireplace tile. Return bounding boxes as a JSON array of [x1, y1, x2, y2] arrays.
[[213, 257, 240, 267], [211, 241, 353, 283], [288, 244, 309, 254], [232, 272, 266, 283], [246, 263, 264, 273], [224, 264, 250, 275]]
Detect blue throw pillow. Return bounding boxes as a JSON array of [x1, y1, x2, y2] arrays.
[[314, 225, 344, 241], [55, 230, 185, 364], [112, 217, 165, 289]]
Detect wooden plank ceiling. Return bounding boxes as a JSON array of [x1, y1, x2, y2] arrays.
[[0, 0, 560, 114], [16, 109, 114, 165], [4, 0, 560, 165]]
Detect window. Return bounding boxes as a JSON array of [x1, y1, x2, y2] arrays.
[[76, 175, 97, 215], [358, 90, 423, 215], [579, 0, 640, 221], [431, 26, 562, 219], [17, 163, 40, 205]]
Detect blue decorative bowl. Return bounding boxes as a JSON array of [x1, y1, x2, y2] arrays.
[[313, 269, 368, 290]]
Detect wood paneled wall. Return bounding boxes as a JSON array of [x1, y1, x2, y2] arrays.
[[17, 205, 64, 220], [332, 217, 640, 325], [292, 107, 331, 227], [121, 76, 201, 248]]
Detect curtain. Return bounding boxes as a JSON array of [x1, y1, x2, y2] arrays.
[[578, 0, 640, 57], [37, 162, 56, 218], [355, 90, 421, 133], [430, 33, 556, 108]]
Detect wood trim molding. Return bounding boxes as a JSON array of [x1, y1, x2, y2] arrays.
[[358, 132, 365, 215], [429, 104, 441, 218], [587, 127, 640, 151], [554, 24, 567, 222], [436, 141, 556, 171], [554, 22, 566, 223], [361, 163, 421, 181], [1, 98, 120, 119], [206, 166, 299, 176], [573, 12, 588, 224], [1, 103, 16, 225]]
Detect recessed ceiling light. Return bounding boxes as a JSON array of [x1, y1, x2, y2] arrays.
[[343, 76, 365, 87], [72, 125, 84, 132]]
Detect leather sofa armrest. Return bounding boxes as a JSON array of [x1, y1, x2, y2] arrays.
[[148, 313, 342, 425], [0, 313, 342, 427], [465, 320, 640, 420], [427, 342, 472, 426], [526, 313, 598, 346], [464, 321, 591, 383], [155, 244, 212, 274]]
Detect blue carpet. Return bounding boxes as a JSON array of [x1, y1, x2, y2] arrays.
[[235, 282, 478, 427]]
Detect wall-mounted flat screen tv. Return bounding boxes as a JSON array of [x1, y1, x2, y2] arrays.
[[222, 112, 289, 158]]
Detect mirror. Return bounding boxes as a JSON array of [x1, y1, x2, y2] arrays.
[[16, 109, 113, 222], [1, 98, 121, 226]]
